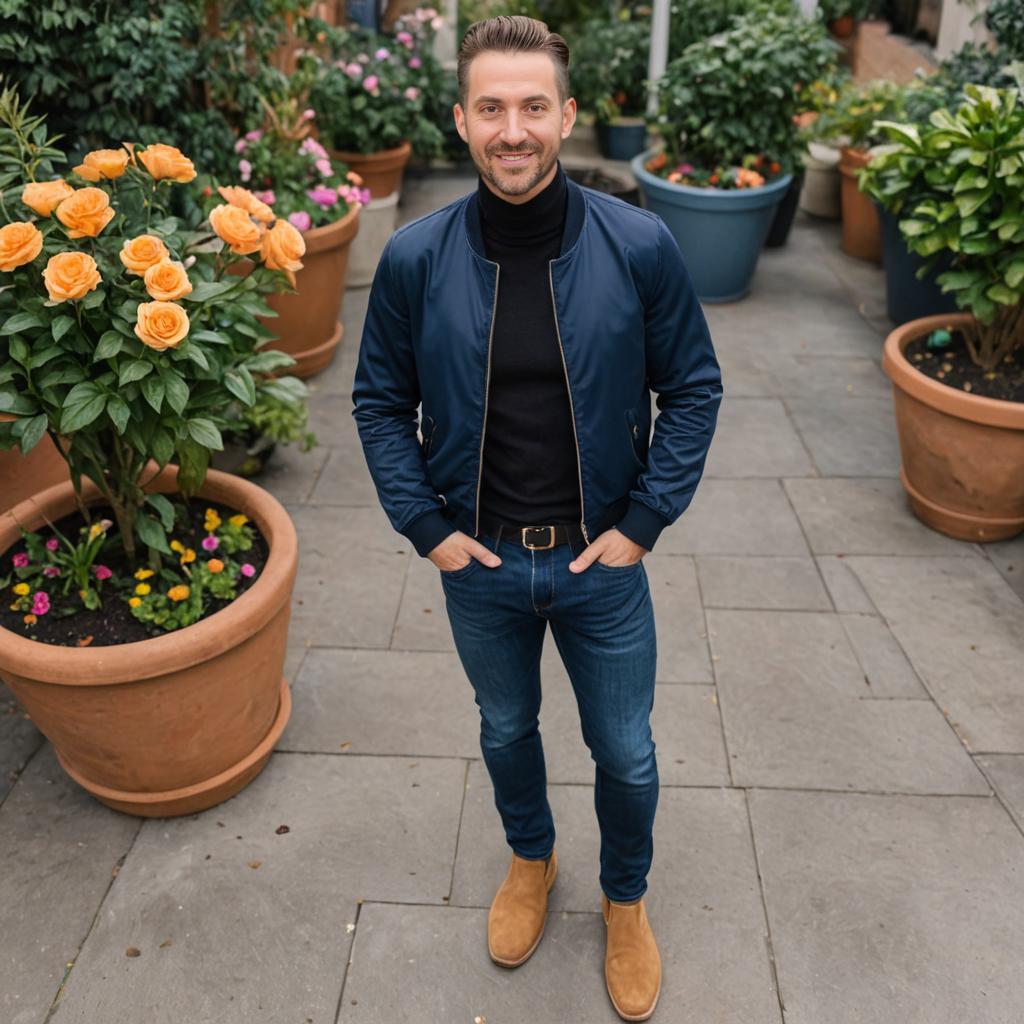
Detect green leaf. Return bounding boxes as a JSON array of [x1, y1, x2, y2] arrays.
[[93, 331, 122, 361], [117, 298, 140, 320], [0, 389, 38, 415], [189, 329, 230, 346], [1005, 260, 1024, 290], [106, 395, 130, 434], [119, 360, 152, 385], [986, 282, 1018, 306], [82, 288, 106, 310], [61, 393, 106, 433], [8, 336, 29, 366], [184, 280, 238, 303], [142, 374, 165, 413], [182, 345, 209, 371], [136, 514, 172, 555], [245, 350, 295, 374], [175, 438, 210, 494], [51, 315, 75, 342], [151, 429, 175, 468], [187, 417, 223, 450], [224, 368, 256, 406], [16, 414, 49, 455], [144, 493, 176, 531], [1, 312, 43, 335], [161, 370, 190, 414]]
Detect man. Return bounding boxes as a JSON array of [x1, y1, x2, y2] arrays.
[[352, 15, 721, 1021]]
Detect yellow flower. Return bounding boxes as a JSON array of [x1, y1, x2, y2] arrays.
[[134, 568, 155, 580], [13, 583, 30, 596], [88, 522, 104, 539], [180, 548, 196, 565], [168, 585, 190, 602], [205, 509, 222, 530], [135, 583, 152, 596], [228, 514, 248, 528], [128, 596, 142, 608], [170, 539, 185, 554]]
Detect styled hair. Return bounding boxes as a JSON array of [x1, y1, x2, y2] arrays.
[[457, 15, 571, 108]]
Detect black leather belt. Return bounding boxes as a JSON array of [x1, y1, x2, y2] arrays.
[[481, 522, 584, 550]]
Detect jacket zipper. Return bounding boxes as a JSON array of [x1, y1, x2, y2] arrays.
[[474, 263, 501, 538], [549, 262, 590, 545]]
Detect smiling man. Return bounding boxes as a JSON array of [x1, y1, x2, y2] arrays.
[[352, 15, 722, 1021]]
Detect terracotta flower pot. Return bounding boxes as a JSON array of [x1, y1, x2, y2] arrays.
[[0, 414, 71, 515], [0, 464, 298, 817], [838, 146, 881, 262], [883, 313, 1024, 542], [828, 14, 856, 38], [261, 204, 360, 379], [329, 140, 412, 199]]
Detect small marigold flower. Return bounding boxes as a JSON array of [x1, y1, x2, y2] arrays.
[[13, 582, 30, 596], [135, 583, 152, 596], [240, 563, 256, 578], [170, 539, 185, 554], [88, 522, 104, 540], [168, 585, 190, 602], [229, 514, 249, 528], [180, 548, 196, 565], [207, 559, 225, 574], [134, 568, 155, 580], [205, 509, 223, 530], [23, 613, 37, 625], [128, 597, 142, 608], [202, 535, 219, 552], [12, 552, 29, 568]]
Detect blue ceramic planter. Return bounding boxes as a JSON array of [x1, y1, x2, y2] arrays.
[[630, 149, 793, 302], [596, 119, 648, 161]]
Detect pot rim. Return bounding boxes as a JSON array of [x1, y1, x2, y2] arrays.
[[631, 148, 793, 199], [882, 312, 1024, 430], [300, 202, 360, 256], [0, 465, 298, 685], [330, 139, 412, 162]]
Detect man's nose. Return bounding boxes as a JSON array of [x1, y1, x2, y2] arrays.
[[499, 114, 529, 146]]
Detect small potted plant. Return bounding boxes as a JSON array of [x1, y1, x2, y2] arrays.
[[632, 6, 839, 301], [818, 0, 878, 40], [859, 79, 1024, 540], [570, 11, 650, 160], [226, 92, 368, 378], [0, 137, 305, 816]]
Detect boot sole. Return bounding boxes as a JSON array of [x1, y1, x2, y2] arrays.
[[605, 971, 661, 1022], [488, 857, 558, 968]]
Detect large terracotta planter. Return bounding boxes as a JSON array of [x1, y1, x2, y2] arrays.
[[0, 465, 298, 816], [0, 414, 70, 514], [262, 203, 360, 379], [329, 141, 412, 199], [839, 146, 881, 262], [883, 313, 1024, 542]]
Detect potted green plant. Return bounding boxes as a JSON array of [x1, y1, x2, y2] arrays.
[[569, 11, 651, 160], [818, 0, 878, 39], [631, 6, 839, 301], [0, 137, 304, 816], [859, 78, 1024, 540]]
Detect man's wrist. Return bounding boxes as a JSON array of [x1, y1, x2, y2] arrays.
[[403, 509, 456, 558]]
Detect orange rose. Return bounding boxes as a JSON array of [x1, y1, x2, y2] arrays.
[[143, 259, 193, 301], [22, 179, 74, 217], [260, 219, 305, 285], [43, 252, 102, 302], [209, 203, 264, 256], [120, 234, 170, 275], [134, 301, 190, 351], [74, 149, 130, 182], [217, 186, 274, 225], [137, 144, 196, 183], [55, 187, 115, 238], [0, 221, 43, 271]]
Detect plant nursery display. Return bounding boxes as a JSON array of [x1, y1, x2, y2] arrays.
[[0, 137, 302, 815], [859, 80, 1024, 540], [632, 6, 839, 301]]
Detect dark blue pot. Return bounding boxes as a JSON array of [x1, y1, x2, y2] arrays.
[[877, 205, 958, 325], [764, 171, 805, 249], [596, 119, 648, 161], [630, 149, 793, 303]]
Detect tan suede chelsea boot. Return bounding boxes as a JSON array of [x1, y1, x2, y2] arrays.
[[487, 849, 558, 967], [602, 894, 662, 1021]]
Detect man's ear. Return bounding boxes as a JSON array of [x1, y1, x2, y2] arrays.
[[453, 103, 468, 144]]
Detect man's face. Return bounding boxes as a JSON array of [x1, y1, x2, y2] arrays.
[[453, 50, 576, 204]]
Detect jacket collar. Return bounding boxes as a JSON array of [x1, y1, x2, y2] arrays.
[[465, 165, 585, 262]]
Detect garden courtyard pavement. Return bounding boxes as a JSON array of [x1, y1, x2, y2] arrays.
[[3, 166, 1024, 1024]]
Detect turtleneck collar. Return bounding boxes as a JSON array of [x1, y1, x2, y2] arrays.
[[477, 160, 567, 244]]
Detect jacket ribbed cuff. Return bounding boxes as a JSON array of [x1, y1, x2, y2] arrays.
[[403, 509, 456, 558], [614, 500, 670, 552]]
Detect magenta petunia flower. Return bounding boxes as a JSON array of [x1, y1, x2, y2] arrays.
[[240, 563, 256, 578], [397, 31, 413, 46], [239, 158, 252, 182], [345, 61, 363, 78], [374, 47, 390, 59], [408, 56, 422, 69], [93, 564, 112, 580], [12, 552, 28, 568], [315, 157, 333, 177], [307, 185, 338, 208], [234, 138, 248, 153], [287, 211, 312, 232], [46, 537, 59, 551], [31, 592, 50, 615], [254, 189, 276, 206], [300, 137, 328, 159], [363, 75, 379, 93], [302, 108, 316, 121], [202, 535, 220, 552], [245, 129, 264, 142]]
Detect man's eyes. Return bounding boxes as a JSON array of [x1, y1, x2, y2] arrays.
[[480, 104, 545, 114]]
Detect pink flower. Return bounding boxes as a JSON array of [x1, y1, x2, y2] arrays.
[[397, 30, 413, 46], [42, 566, 61, 578], [234, 138, 248, 153], [239, 159, 252, 182], [374, 47, 390, 60], [300, 137, 328, 159], [12, 553, 28, 568], [302, 108, 316, 121], [408, 56, 422, 69], [93, 564, 112, 581], [31, 592, 50, 615], [287, 210, 312, 232], [359, 187, 371, 205], [254, 189, 276, 206], [245, 129, 264, 142], [240, 563, 256, 578], [202, 535, 220, 552], [315, 157, 333, 177], [345, 61, 363, 78], [363, 75, 379, 93], [307, 185, 338, 208], [404, 86, 420, 101], [46, 537, 59, 551], [431, 16, 443, 30]]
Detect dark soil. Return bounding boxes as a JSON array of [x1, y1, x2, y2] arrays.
[[1, 499, 268, 648], [904, 330, 1024, 403]]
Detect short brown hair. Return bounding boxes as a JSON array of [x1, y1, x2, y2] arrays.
[[457, 15, 571, 109]]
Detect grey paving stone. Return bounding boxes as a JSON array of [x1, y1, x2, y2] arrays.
[[437, 786, 779, 1023], [975, 755, 1024, 831], [50, 753, 464, 1024], [248, 441, 329, 507], [289, 505, 410, 648], [784, 396, 900, 477], [748, 789, 1024, 1024], [784, 478, 981, 556], [1, 746, 138, 1024], [392, 553, 455, 651], [644, 554, 713, 682], [985, 533, 1024, 604], [703, 398, 816, 478], [696, 556, 831, 611], [815, 554, 873, 612], [847, 556, 1024, 753], [655, 480, 810, 557], [839, 613, 928, 699], [0, 680, 44, 805], [718, 349, 889, 401], [707, 609, 989, 793], [307, 443, 380, 507], [279, 647, 481, 758]]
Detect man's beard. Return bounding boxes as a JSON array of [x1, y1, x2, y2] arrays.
[[476, 145, 559, 198]]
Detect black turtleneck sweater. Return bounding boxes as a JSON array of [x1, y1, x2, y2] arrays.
[[476, 163, 582, 527]]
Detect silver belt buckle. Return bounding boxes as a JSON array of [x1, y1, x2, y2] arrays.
[[522, 525, 556, 550]]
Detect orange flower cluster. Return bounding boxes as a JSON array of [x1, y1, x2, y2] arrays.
[[735, 168, 765, 188]]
